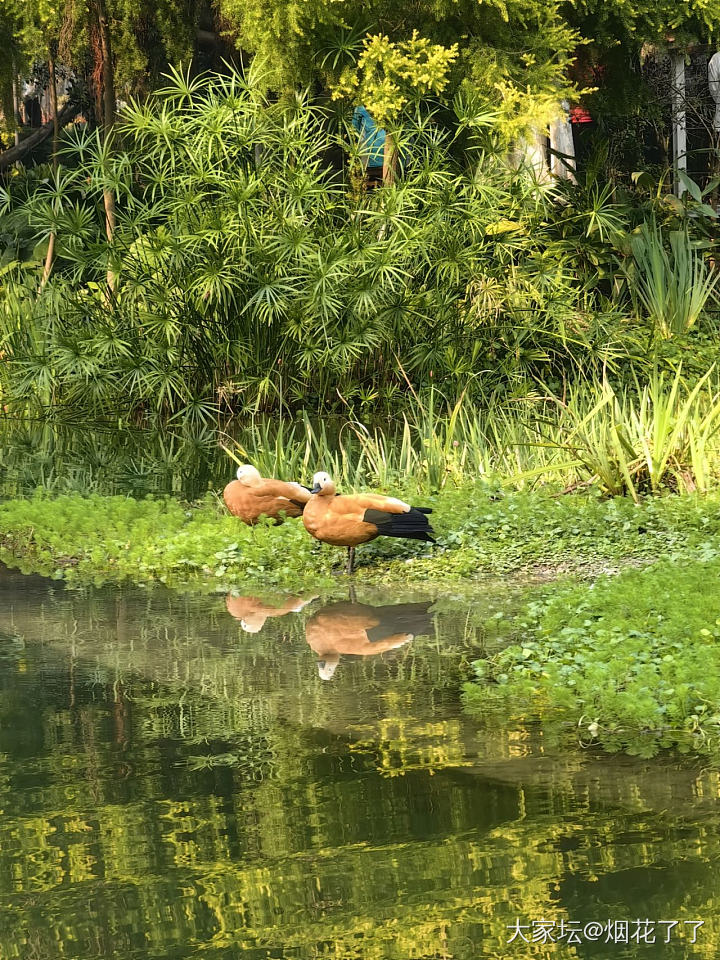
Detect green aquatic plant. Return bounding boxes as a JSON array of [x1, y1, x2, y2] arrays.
[[223, 370, 720, 498], [464, 554, 720, 758], [519, 367, 720, 500]]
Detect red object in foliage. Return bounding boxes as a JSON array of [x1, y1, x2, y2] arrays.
[[570, 104, 593, 124]]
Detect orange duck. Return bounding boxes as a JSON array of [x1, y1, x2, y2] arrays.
[[305, 600, 434, 679], [223, 465, 311, 525], [226, 593, 317, 633], [302, 471, 435, 573]]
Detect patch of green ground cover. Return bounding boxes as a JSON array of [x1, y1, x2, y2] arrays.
[[0, 493, 336, 591], [2, 486, 720, 591], [464, 555, 720, 758]]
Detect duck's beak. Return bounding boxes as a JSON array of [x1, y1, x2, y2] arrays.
[[311, 483, 321, 494]]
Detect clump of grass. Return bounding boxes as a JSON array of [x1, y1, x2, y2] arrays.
[[464, 553, 720, 758], [534, 366, 720, 500], [628, 223, 720, 339]]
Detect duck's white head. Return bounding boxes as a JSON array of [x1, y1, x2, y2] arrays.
[[311, 471, 336, 496], [317, 655, 339, 680], [236, 464, 261, 485]]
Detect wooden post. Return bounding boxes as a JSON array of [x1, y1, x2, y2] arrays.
[[709, 52, 720, 210], [512, 129, 550, 182], [671, 49, 687, 197]]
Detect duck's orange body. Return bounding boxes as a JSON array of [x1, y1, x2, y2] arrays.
[[302, 490, 410, 547], [223, 465, 310, 525], [306, 603, 413, 657], [302, 473, 435, 572], [226, 593, 316, 632], [305, 600, 434, 679]]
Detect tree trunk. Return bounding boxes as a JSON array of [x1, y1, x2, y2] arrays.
[[92, 0, 117, 289], [11, 58, 20, 148], [0, 101, 79, 170], [383, 132, 397, 186], [41, 54, 60, 289], [97, 0, 116, 138], [48, 55, 59, 171]]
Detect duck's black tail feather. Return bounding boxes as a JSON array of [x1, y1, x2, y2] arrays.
[[363, 506, 436, 542], [367, 602, 434, 642]]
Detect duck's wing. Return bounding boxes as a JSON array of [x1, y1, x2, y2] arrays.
[[257, 479, 312, 506], [348, 493, 411, 514]]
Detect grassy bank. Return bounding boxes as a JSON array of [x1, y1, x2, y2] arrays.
[[3, 484, 720, 761], [2, 484, 720, 590], [464, 555, 720, 759]]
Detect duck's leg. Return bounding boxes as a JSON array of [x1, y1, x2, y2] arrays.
[[346, 546, 355, 575]]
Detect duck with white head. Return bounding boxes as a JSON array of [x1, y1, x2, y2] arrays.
[[302, 471, 435, 573], [223, 464, 311, 525]]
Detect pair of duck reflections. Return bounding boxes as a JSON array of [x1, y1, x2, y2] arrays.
[[225, 594, 434, 680]]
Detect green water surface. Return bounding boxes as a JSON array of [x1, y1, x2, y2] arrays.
[[0, 568, 717, 959]]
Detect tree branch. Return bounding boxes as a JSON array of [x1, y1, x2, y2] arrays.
[[0, 101, 80, 171]]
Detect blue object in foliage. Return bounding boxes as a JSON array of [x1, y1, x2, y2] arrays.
[[352, 106, 386, 168]]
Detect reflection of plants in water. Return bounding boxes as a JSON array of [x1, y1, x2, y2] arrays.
[[0, 585, 720, 958], [353, 724, 473, 778], [348, 694, 473, 778], [0, 420, 223, 500]]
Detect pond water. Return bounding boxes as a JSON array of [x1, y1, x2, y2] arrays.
[[0, 566, 718, 959]]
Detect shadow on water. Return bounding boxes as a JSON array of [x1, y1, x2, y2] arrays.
[[0, 567, 717, 959]]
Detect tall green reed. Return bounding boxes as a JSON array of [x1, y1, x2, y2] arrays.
[[219, 370, 720, 498]]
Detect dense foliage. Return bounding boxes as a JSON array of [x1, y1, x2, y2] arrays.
[[1, 68, 719, 428], [0, 0, 198, 114], [217, 0, 582, 132]]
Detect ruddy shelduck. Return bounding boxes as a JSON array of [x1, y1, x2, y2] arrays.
[[223, 464, 311, 525], [302, 471, 435, 573], [306, 600, 434, 679], [226, 593, 317, 633]]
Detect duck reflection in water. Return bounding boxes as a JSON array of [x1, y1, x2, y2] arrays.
[[305, 601, 434, 680], [225, 594, 317, 633]]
